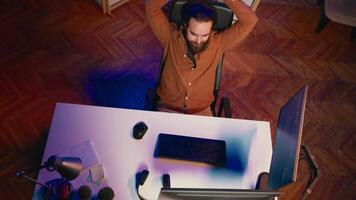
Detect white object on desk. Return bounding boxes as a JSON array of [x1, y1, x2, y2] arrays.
[[34, 103, 272, 199], [59, 140, 99, 169], [92, 0, 130, 14]]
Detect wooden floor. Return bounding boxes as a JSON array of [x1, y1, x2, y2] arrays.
[[1, 0, 355, 199]]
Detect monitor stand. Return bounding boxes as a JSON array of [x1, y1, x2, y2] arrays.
[[255, 172, 269, 190], [255, 144, 320, 199]]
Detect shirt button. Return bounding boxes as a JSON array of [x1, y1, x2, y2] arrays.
[[191, 68, 194, 70], [184, 54, 187, 57], [188, 82, 191, 86], [185, 96, 188, 100]]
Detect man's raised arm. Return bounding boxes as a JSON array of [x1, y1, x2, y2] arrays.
[[216, 0, 258, 51], [145, 0, 171, 46]]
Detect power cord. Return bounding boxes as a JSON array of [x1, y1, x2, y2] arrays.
[[299, 144, 320, 200], [136, 170, 171, 200]]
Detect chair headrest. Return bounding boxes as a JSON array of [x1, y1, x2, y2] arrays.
[[169, 0, 234, 32]]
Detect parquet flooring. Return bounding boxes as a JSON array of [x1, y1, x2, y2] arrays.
[[0, 0, 355, 199]]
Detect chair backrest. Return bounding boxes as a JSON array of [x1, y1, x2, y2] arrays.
[[169, 0, 234, 31], [156, 0, 233, 113]]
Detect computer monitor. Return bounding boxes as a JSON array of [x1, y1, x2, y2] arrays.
[[267, 85, 308, 189], [158, 188, 282, 200]]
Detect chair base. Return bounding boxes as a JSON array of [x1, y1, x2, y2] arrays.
[[316, 0, 325, 6], [351, 27, 356, 42], [315, 6, 330, 33]]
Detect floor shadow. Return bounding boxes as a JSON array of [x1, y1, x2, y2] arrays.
[[84, 66, 157, 110], [26, 129, 50, 170]]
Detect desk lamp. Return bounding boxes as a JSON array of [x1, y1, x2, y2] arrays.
[[16, 155, 83, 197]]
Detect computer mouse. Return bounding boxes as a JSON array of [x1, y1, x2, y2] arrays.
[[133, 121, 148, 140]]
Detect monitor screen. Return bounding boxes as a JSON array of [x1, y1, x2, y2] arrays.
[[159, 188, 282, 200], [267, 85, 308, 189]]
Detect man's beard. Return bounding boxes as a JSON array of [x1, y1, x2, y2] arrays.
[[184, 28, 209, 54], [187, 40, 208, 54]]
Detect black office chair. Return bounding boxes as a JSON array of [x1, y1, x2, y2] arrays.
[[315, 0, 356, 42], [145, 0, 233, 118]]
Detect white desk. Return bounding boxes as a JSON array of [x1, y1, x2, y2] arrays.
[[34, 103, 272, 199]]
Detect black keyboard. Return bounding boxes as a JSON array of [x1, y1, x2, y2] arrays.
[[155, 133, 226, 166]]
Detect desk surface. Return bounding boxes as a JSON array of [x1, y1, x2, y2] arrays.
[[34, 103, 272, 199]]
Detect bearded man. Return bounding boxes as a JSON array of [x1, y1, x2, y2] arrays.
[[146, 0, 258, 116]]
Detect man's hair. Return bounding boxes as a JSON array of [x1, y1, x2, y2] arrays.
[[181, 1, 217, 26]]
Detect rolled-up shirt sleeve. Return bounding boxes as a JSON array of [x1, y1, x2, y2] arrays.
[[216, 0, 258, 52], [145, 0, 171, 47]]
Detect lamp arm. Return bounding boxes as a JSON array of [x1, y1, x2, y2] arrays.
[[16, 173, 52, 189], [15, 164, 52, 189]]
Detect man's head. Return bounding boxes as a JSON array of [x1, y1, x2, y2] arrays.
[[181, 1, 217, 54]]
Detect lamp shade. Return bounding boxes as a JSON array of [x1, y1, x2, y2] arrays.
[[46, 155, 83, 181]]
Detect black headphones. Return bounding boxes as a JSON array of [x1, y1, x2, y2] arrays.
[[136, 170, 170, 200], [77, 185, 115, 200]]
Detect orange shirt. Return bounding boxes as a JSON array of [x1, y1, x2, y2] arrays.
[[145, 0, 258, 113]]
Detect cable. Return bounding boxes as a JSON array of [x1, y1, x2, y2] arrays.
[[299, 145, 320, 200], [136, 170, 171, 200], [137, 170, 150, 200]]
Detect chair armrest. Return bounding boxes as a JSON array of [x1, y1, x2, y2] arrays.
[[217, 96, 232, 118], [144, 88, 159, 111]]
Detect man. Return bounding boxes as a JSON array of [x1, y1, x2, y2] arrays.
[[146, 0, 258, 116]]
